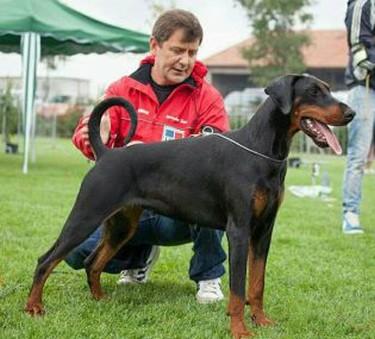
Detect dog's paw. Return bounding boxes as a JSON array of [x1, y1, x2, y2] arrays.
[[92, 292, 105, 301], [231, 328, 254, 339], [251, 313, 275, 327], [24, 302, 45, 316], [230, 316, 254, 338], [91, 289, 108, 301], [232, 331, 254, 339]]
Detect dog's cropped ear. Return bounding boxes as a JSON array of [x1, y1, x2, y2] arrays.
[[264, 74, 302, 114]]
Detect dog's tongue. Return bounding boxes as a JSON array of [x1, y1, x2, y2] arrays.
[[313, 119, 342, 155]]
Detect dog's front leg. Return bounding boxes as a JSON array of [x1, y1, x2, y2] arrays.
[[226, 220, 253, 338], [247, 230, 275, 327]]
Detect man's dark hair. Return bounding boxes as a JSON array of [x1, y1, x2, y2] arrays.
[[152, 9, 203, 45]]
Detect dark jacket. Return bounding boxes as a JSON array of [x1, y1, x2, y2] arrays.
[[345, 0, 375, 89]]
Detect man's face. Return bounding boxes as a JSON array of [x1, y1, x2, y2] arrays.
[[150, 28, 200, 85]]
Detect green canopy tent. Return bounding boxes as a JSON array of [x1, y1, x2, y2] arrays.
[[0, 0, 149, 173]]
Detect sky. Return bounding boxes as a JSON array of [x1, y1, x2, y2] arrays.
[[0, 0, 347, 96]]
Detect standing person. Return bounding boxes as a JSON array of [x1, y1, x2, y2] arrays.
[[66, 9, 229, 303], [342, 0, 375, 234]]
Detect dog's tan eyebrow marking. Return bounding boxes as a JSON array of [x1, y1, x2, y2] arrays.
[[305, 74, 330, 90], [314, 77, 330, 90], [318, 81, 330, 91]]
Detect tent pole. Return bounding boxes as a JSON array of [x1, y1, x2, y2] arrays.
[[21, 32, 40, 174]]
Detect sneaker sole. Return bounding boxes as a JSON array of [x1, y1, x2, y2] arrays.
[[343, 229, 364, 234], [196, 295, 224, 304], [117, 276, 146, 285]]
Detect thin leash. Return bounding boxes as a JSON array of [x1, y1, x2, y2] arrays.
[[211, 133, 287, 164]]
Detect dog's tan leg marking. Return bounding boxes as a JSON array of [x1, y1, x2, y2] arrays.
[[247, 245, 274, 327], [87, 206, 142, 300]]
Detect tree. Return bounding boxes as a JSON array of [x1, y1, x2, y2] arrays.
[[236, 0, 314, 86], [57, 105, 86, 138], [145, 0, 176, 28]]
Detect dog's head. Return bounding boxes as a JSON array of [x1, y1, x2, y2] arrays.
[[265, 74, 355, 155]]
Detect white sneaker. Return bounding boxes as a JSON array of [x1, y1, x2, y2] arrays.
[[196, 278, 224, 304], [342, 212, 364, 234], [117, 246, 160, 285]]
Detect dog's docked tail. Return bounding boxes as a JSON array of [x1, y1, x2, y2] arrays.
[[88, 97, 138, 160]]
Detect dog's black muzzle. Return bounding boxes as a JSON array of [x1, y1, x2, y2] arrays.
[[340, 103, 356, 123]]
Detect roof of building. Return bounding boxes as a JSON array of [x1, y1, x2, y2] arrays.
[[203, 30, 348, 69]]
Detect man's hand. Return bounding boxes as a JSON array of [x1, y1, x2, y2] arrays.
[[76, 112, 111, 147]]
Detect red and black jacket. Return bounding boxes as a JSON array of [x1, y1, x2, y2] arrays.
[[72, 55, 229, 160]]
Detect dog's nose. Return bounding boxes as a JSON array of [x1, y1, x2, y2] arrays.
[[339, 103, 355, 121], [344, 108, 356, 121]]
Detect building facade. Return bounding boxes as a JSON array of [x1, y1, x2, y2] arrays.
[[203, 30, 348, 98], [0, 76, 90, 104]]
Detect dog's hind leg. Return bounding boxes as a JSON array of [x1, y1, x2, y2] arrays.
[[84, 206, 142, 300], [24, 251, 63, 316], [25, 197, 124, 316]]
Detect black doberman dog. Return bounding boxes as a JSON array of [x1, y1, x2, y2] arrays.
[[25, 74, 354, 338]]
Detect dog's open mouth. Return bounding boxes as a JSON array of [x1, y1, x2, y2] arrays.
[[300, 118, 342, 155]]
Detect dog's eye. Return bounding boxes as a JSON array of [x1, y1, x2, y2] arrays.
[[309, 87, 321, 97]]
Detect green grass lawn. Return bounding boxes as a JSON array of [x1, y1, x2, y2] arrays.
[[0, 138, 374, 338]]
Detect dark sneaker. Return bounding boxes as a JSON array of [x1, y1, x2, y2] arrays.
[[117, 246, 160, 284]]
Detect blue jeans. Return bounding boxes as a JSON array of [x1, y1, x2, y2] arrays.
[[65, 210, 226, 282], [343, 85, 375, 215]]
